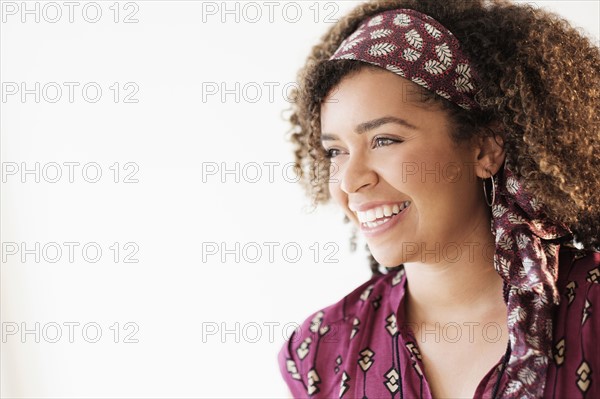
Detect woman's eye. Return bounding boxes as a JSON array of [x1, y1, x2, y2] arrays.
[[325, 148, 341, 159], [373, 137, 400, 148], [324, 137, 401, 158]]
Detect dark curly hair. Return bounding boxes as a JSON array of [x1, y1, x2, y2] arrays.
[[284, 0, 600, 276]]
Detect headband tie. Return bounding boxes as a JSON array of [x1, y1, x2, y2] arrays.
[[327, 8, 574, 398], [329, 8, 481, 111], [491, 158, 573, 397]]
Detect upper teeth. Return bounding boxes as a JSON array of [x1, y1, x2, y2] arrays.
[[356, 201, 411, 223]]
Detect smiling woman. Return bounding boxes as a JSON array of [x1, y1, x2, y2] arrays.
[[277, 1, 600, 398]]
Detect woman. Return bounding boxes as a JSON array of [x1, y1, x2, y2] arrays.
[[277, 0, 600, 398]]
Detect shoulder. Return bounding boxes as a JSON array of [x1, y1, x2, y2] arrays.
[[547, 247, 600, 395], [556, 245, 600, 294], [277, 268, 406, 397], [553, 244, 600, 335], [555, 245, 600, 317]]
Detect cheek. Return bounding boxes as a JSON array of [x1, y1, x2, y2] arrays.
[[381, 150, 466, 220], [382, 145, 462, 188], [381, 150, 432, 189]]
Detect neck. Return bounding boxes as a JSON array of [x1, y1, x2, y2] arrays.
[[403, 208, 506, 325]]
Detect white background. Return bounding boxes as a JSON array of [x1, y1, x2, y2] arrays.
[[1, 1, 598, 397]]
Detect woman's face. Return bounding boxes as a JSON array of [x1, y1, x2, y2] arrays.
[[320, 67, 492, 267]]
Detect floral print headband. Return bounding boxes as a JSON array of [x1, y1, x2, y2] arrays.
[[329, 9, 480, 111]]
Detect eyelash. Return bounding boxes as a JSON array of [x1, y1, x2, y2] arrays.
[[324, 137, 402, 159]]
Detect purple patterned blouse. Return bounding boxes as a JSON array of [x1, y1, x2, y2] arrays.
[[278, 246, 600, 398]]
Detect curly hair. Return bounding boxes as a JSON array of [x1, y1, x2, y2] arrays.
[[285, 0, 600, 276]]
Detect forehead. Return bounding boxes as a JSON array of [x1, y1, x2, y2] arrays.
[[320, 68, 448, 132]]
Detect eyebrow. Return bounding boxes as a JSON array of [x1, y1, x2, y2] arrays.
[[320, 116, 418, 142]]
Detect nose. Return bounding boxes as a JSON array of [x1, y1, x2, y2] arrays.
[[338, 151, 378, 194]]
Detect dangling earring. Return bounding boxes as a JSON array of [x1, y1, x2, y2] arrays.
[[483, 169, 496, 207]]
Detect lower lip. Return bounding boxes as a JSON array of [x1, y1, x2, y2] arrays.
[[359, 204, 411, 238]]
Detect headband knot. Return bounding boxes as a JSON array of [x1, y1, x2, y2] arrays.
[[492, 158, 573, 397]]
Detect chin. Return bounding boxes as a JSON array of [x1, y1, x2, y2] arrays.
[[368, 247, 404, 268]]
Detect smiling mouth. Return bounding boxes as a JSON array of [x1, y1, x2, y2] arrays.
[[356, 201, 411, 228]]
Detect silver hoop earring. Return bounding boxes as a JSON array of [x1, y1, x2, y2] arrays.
[[483, 171, 496, 207]]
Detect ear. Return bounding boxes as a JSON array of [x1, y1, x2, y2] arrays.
[[473, 122, 506, 179]]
